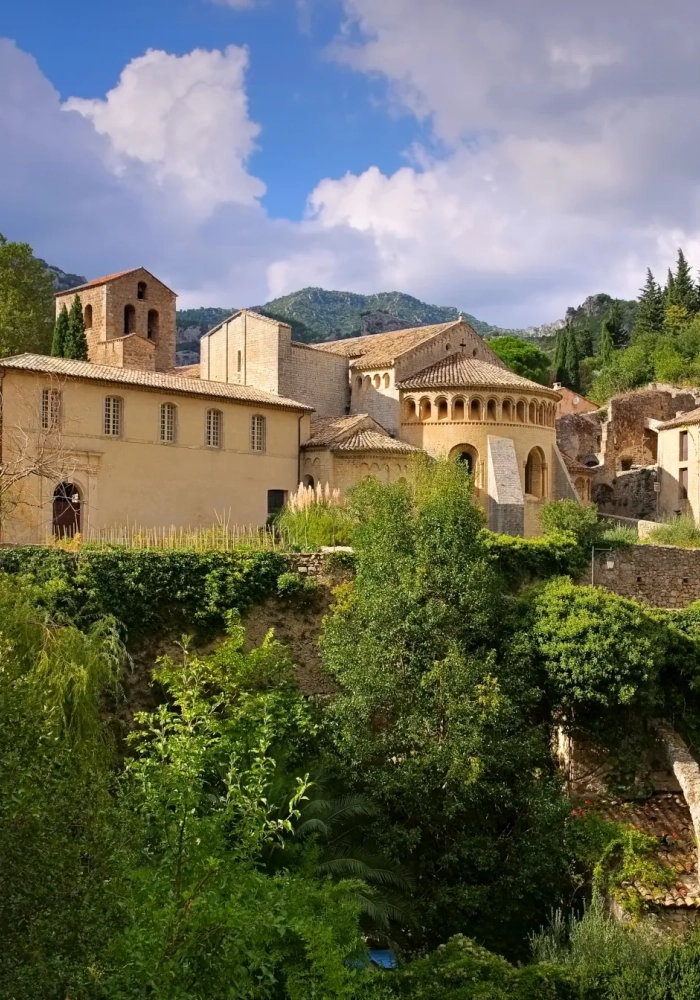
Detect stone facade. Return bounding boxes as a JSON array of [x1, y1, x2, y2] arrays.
[[592, 466, 659, 520], [55, 268, 176, 374], [582, 544, 700, 608]]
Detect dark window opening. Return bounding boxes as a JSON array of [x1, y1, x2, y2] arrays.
[[620, 457, 633, 471], [84, 304, 93, 329], [124, 304, 136, 335], [137, 281, 147, 300], [267, 489, 287, 516], [53, 482, 81, 538], [680, 467, 689, 501], [680, 430, 689, 462], [147, 309, 159, 341]]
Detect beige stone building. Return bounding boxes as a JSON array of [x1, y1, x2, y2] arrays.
[[0, 268, 580, 542], [656, 407, 700, 521]]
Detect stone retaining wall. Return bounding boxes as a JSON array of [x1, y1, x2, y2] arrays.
[[284, 548, 354, 577], [582, 544, 700, 608]]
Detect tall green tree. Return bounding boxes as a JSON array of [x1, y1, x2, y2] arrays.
[[576, 319, 594, 360], [669, 248, 698, 315], [633, 269, 664, 341], [553, 324, 569, 384], [665, 268, 676, 305], [51, 303, 69, 357], [323, 460, 570, 955], [564, 324, 581, 391], [0, 234, 55, 357], [606, 300, 627, 349], [64, 295, 88, 361], [598, 321, 614, 366]]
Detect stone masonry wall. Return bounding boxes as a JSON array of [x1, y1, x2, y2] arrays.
[[582, 544, 700, 608], [592, 466, 659, 520], [281, 343, 349, 417]]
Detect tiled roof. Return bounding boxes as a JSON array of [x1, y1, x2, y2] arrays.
[[55, 268, 176, 297], [593, 795, 700, 908], [314, 321, 463, 367], [304, 413, 420, 455], [397, 353, 560, 395], [171, 364, 200, 379], [658, 406, 700, 430], [0, 354, 312, 412], [562, 453, 593, 474]]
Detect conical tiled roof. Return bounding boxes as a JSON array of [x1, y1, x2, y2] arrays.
[[397, 353, 559, 396]]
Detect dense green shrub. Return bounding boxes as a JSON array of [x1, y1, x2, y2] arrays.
[[277, 500, 355, 549], [276, 570, 320, 602], [540, 499, 601, 550], [482, 530, 587, 584], [0, 547, 285, 636], [643, 514, 700, 547]]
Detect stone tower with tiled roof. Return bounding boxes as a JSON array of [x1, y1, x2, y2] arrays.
[[55, 267, 177, 373]]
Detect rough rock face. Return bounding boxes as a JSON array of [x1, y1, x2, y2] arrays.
[[593, 466, 659, 520]]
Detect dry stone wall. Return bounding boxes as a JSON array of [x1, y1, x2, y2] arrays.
[[582, 544, 700, 608]]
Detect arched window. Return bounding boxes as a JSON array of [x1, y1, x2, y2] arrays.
[[160, 402, 177, 443], [470, 397, 482, 421], [147, 309, 159, 341], [538, 402, 546, 425], [103, 396, 122, 437], [452, 397, 465, 420], [502, 398, 513, 421], [303, 474, 315, 488], [251, 414, 266, 453], [137, 281, 147, 300], [529, 400, 537, 423], [373, 374, 381, 388], [356, 376, 363, 390], [206, 408, 223, 448], [525, 447, 547, 498], [364, 375, 371, 389], [574, 477, 585, 501], [486, 398, 497, 421], [84, 304, 93, 329], [124, 304, 136, 335], [450, 444, 479, 477], [383, 373, 390, 388], [53, 482, 81, 538], [419, 397, 432, 421], [404, 398, 417, 421], [437, 397, 448, 420], [516, 400, 526, 423]]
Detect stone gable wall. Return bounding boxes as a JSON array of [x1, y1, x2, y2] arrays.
[[281, 344, 349, 417]]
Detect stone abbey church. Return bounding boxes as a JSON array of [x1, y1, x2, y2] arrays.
[[0, 267, 578, 543]]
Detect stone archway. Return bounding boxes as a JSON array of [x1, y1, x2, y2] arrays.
[[525, 447, 547, 498], [52, 482, 82, 538], [450, 444, 479, 476]]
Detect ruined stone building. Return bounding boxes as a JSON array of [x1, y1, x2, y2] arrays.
[[0, 267, 581, 542]]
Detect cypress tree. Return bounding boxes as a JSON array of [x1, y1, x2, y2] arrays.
[[598, 320, 614, 366], [671, 248, 698, 314], [52, 304, 69, 357], [577, 319, 594, 360], [606, 299, 627, 349], [64, 295, 88, 361], [564, 323, 581, 391], [665, 268, 676, 305], [633, 268, 664, 341], [553, 325, 569, 384]]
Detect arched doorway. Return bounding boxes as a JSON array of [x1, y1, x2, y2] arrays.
[[450, 444, 479, 477], [302, 474, 315, 488], [52, 482, 81, 538], [525, 448, 547, 498]]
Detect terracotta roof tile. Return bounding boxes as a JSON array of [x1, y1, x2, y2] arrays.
[[563, 453, 593, 474], [305, 414, 369, 447], [397, 353, 560, 395], [658, 406, 700, 430], [304, 413, 420, 455], [333, 429, 421, 455], [314, 321, 463, 367], [0, 354, 311, 412], [55, 268, 176, 297]]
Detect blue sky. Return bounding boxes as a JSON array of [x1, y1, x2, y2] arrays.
[[2, 1, 700, 324]]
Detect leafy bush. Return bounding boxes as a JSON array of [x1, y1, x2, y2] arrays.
[[482, 530, 587, 584], [540, 499, 601, 549], [0, 547, 285, 635], [531, 578, 664, 709], [276, 570, 319, 603], [277, 484, 355, 550]]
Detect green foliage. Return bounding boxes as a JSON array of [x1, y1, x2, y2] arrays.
[[276, 570, 320, 602], [606, 300, 628, 349], [531, 578, 664, 709], [0, 546, 285, 635], [643, 514, 700, 548], [64, 293, 88, 360], [598, 321, 614, 366], [277, 501, 355, 549], [322, 458, 571, 954], [481, 529, 587, 584], [667, 248, 699, 315], [0, 232, 55, 356], [52, 302, 69, 356], [540, 499, 601, 549], [564, 324, 581, 391], [576, 320, 595, 360], [488, 336, 551, 384], [633, 270, 664, 341]]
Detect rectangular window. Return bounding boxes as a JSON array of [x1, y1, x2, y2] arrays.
[[41, 388, 61, 430], [206, 408, 222, 448], [267, 489, 287, 516], [250, 414, 266, 453], [680, 467, 689, 501], [237, 350, 242, 374], [680, 430, 689, 462], [103, 396, 122, 437], [160, 402, 177, 443]]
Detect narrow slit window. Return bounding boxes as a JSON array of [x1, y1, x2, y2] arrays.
[[251, 414, 266, 453], [160, 402, 177, 443], [206, 408, 223, 448], [680, 430, 689, 462], [41, 388, 61, 430], [103, 396, 122, 437], [680, 467, 689, 501]]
